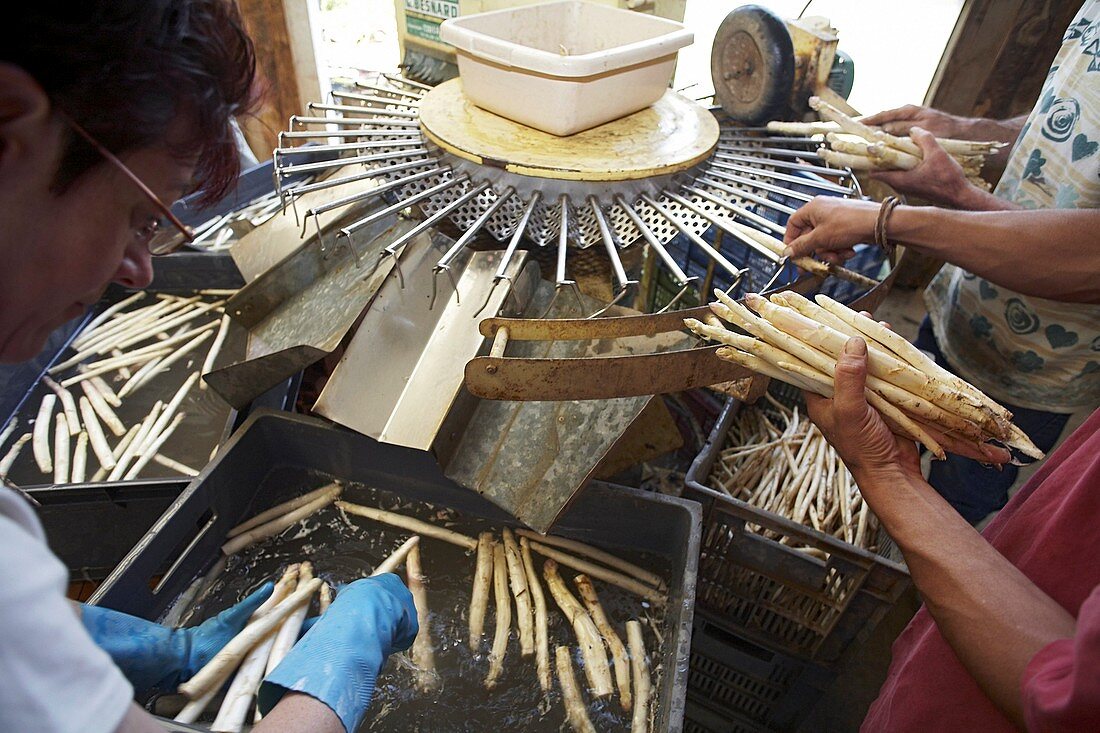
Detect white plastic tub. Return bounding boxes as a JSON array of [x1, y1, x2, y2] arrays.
[[440, 1, 693, 136]]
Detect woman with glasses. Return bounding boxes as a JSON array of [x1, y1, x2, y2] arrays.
[[0, 3, 416, 732]]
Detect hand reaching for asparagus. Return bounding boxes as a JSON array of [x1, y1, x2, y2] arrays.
[[783, 197, 879, 264], [869, 128, 984, 209], [861, 105, 970, 138]]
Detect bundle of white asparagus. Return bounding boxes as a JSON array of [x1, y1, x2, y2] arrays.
[[685, 289, 1043, 464], [711, 396, 879, 552], [0, 289, 237, 483], [173, 482, 666, 732], [767, 97, 1007, 191]]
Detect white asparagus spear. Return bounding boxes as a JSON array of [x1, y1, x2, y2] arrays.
[[543, 559, 614, 698], [228, 483, 343, 537], [469, 531, 494, 651], [89, 376, 122, 408], [502, 529, 535, 656], [79, 397, 117, 472], [222, 491, 339, 556], [528, 541, 665, 606], [73, 291, 146, 342], [626, 620, 651, 733], [53, 414, 70, 484], [91, 423, 139, 481], [71, 431, 88, 483], [264, 563, 315, 676], [153, 454, 199, 476], [724, 221, 879, 289], [319, 583, 333, 614], [61, 348, 171, 388], [405, 546, 438, 692], [137, 372, 200, 453], [0, 417, 17, 450], [124, 413, 185, 480], [336, 500, 477, 550], [515, 528, 666, 592], [485, 543, 511, 689], [209, 566, 300, 731], [69, 299, 177, 356], [112, 350, 132, 379], [575, 574, 632, 711], [0, 433, 31, 476], [201, 315, 232, 389], [745, 294, 1009, 437], [32, 394, 56, 474], [371, 535, 420, 576], [107, 401, 163, 481], [80, 380, 125, 436], [556, 646, 597, 733], [79, 319, 220, 380], [123, 329, 214, 395], [42, 377, 80, 436], [177, 578, 320, 701], [179, 578, 321, 703], [109, 300, 223, 353], [520, 537, 552, 694]]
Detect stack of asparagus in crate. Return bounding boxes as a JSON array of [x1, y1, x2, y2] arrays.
[[767, 97, 1006, 191], [0, 290, 234, 483], [686, 290, 1043, 464], [170, 483, 661, 733], [710, 396, 878, 552]]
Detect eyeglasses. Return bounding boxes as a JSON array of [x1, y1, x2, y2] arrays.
[[58, 110, 195, 255]]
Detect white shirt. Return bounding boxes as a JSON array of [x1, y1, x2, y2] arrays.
[[0, 487, 133, 732]]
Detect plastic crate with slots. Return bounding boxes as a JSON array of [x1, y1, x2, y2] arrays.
[[684, 612, 834, 732], [684, 391, 910, 665]]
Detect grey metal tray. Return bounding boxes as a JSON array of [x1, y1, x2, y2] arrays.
[[92, 410, 701, 732]]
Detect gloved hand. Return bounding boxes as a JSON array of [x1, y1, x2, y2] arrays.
[[258, 574, 418, 733], [81, 580, 274, 691]]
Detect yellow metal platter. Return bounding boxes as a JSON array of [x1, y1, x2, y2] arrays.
[[418, 79, 720, 182]]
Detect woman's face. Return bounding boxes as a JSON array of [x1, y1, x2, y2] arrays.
[[0, 112, 194, 363]]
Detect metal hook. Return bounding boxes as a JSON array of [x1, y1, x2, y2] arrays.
[[586, 285, 630, 319], [761, 257, 790, 293], [657, 281, 696, 314]]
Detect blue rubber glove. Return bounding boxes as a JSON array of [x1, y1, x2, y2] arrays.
[[81, 581, 274, 691], [258, 574, 418, 733]]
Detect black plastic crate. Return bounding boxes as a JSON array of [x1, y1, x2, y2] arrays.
[[685, 613, 834, 732], [684, 397, 910, 665], [91, 410, 702, 732]]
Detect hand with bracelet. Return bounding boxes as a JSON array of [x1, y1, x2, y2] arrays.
[[783, 195, 1100, 304]]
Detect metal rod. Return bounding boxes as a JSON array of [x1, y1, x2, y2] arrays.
[[716, 143, 825, 161], [383, 72, 433, 91], [435, 186, 514, 270], [493, 191, 539, 281], [717, 135, 822, 145], [712, 151, 846, 178], [663, 190, 780, 263], [338, 174, 467, 237], [388, 182, 493, 294], [277, 148, 428, 177], [556, 195, 572, 287], [331, 90, 419, 107], [279, 129, 421, 139], [291, 115, 420, 128], [284, 158, 437, 199], [614, 195, 692, 287], [304, 166, 447, 221], [300, 166, 448, 238], [639, 193, 747, 283], [688, 180, 786, 235], [696, 169, 797, 216], [706, 159, 854, 195], [699, 164, 814, 202], [588, 196, 636, 291], [274, 139, 424, 157], [308, 102, 418, 119], [354, 81, 424, 100]]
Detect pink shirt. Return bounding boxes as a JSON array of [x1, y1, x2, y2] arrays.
[[863, 408, 1100, 731]]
